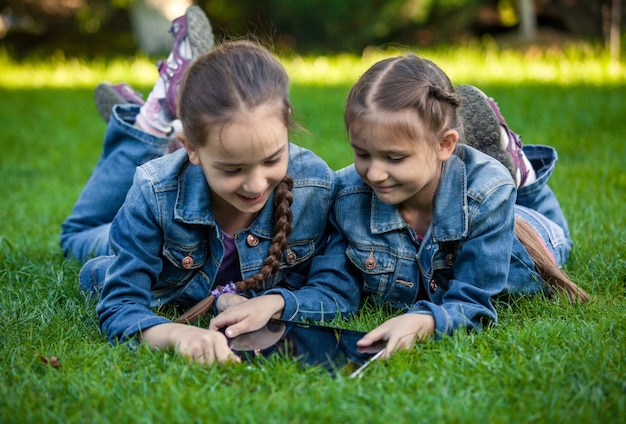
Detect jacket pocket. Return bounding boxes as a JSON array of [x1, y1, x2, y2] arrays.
[[346, 245, 396, 296], [160, 241, 210, 286]]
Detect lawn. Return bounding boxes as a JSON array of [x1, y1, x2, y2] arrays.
[[0, 44, 625, 423]]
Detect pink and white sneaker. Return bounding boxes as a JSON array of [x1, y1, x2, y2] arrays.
[[157, 5, 214, 119], [137, 5, 214, 136]]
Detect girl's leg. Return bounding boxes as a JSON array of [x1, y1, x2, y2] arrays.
[[515, 144, 570, 243], [457, 84, 537, 188], [515, 203, 572, 267], [61, 5, 214, 263], [456, 85, 570, 245], [60, 105, 171, 262]]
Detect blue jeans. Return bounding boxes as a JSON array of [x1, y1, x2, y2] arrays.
[[515, 145, 572, 266], [60, 105, 171, 263]]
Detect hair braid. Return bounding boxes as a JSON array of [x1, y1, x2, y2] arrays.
[[175, 174, 294, 323], [514, 217, 589, 303], [236, 173, 293, 292], [428, 84, 461, 107]]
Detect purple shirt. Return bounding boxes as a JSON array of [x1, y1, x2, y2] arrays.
[[216, 231, 242, 285]]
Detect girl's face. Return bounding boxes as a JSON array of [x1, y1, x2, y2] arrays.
[[184, 103, 289, 219], [349, 112, 457, 210]]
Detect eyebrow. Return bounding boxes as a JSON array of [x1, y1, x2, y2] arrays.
[[214, 142, 288, 167]]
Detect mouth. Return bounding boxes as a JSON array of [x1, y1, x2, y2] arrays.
[[370, 184, 396, 193], [237, 192, 265, 204]]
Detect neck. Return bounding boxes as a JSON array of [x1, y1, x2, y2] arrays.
[[211, 196, 258, 236]]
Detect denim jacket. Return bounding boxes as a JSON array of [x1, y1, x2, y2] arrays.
[[82, 144, 360, 342], [334, 144, 530, 337]]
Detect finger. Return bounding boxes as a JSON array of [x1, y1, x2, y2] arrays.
[[357, 327, 386, 346], [208, 313, 238, 331], [215, 344, 241, 364], [223, 320, 251, 338]]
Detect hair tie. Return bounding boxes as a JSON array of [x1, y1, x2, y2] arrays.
[[210, 282, 238, 298]]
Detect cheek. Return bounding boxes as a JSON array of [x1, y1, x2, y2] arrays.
[[202, 170, 240, 195], [270, 160, 289, 184], [353, 159, 368, 180]]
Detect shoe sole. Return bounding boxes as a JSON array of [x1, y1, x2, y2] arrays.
[[456, 84, 516, 180], [185, 5, 215, 58], [94, 83, 125, 123]]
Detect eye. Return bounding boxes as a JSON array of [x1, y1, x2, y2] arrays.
[[221, 168, 242, 175], [388, 156, 405, 163], [265, 156, 282, 166], [353, 150, 369, 159]]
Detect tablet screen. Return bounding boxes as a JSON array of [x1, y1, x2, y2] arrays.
[[226, 319, 384, 375]]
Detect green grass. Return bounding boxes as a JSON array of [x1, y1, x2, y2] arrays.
[[1, 44, 625, 423]]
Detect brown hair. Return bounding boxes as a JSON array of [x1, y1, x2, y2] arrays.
[[514, 217, 588, 303], [174, 41, 295, 323], [344, 54, 463, 147]]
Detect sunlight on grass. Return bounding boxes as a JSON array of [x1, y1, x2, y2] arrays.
[[1, 44, 623, 89]]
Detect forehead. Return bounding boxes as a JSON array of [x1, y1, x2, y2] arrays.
[[349, 109, 427, 148], [206, 105, 288, 162]]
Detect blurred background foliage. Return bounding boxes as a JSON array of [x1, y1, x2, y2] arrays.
[[0, 0, 623, 59]]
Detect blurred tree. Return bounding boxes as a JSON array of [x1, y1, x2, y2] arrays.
[[0, 0, 622, 58], [129, 0, 191, 54]]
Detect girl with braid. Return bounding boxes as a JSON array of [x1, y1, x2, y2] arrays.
[[62, 7, 359, 364], [332, 54, 588, 358]]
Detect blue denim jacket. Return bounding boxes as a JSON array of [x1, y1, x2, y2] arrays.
[[334, 144, 552, 337], [82, 143, 360, 342]]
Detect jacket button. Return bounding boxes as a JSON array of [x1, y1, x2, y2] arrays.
[[246, 234, 259, 247], [445, 253, 455, 266], [429, 279, 438, 293], [364, 256, 377, 270], [182, 256, 194, 269], [285, 251, 297, 264]]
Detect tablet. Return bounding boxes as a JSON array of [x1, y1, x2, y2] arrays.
[[225, 319, 385, 376]]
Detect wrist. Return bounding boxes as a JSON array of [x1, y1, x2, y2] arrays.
[[266, 294, 285, 319]]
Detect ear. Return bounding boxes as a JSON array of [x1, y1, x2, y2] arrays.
[[437, 130, 458, 162], [177, 133, 200, 166]]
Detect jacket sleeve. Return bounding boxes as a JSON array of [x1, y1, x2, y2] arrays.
[[96, 168, 171, 343], [408, 183, 516, 337], [264, 203, 362, 322]]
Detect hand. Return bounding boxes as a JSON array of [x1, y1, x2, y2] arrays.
[[140, 323, 240, 365], [208, 294, 285, 338], [216, 293, 248, 314], [356, 313, 435, 358]]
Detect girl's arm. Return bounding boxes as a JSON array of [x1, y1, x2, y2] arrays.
[[410, 182, 517, 338]]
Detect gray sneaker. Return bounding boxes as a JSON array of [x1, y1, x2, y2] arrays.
[[456, 84, 516, 182], [94, 82, 144, 122]]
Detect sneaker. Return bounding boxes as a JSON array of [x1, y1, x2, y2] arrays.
[[456, 85, 531, 187], [94, 82, 144, 122], [157, 5, 214, 119]]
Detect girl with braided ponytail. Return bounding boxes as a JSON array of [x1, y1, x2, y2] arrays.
[[333, 54, 587, 358], [62, 7, 360, 365]]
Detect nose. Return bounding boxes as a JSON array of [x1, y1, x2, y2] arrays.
[[366, 159, 388, 183], [242, 167, 267, 194]]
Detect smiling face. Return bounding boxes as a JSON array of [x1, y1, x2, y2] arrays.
[[182, 102, 289, 224], [349, 110, 457, 210]]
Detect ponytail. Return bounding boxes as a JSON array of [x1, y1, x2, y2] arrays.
[[175, 174, 294, 323], [514, 217, 588, 303]]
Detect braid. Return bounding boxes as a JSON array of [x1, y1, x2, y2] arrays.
[[175, 174, 294, 323], [428, 84, 461, 107], [514, 217, 588, 303], [236, 174, 294, 292]]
